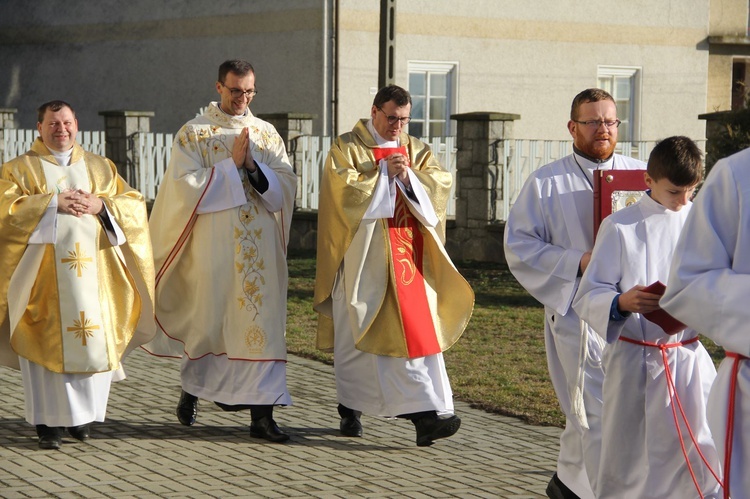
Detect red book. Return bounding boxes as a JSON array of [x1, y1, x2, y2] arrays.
[[593, 169, 648, 238], [641, 281, 688, 335]]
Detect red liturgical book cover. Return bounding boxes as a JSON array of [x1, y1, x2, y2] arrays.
[[593, 169, 648, 238], [641, 281, 688, 335]]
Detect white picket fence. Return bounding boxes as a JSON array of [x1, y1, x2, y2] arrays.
[[2, 129, 702, 221], [292, 135, 457, 215], [2, 129, 106, 159]]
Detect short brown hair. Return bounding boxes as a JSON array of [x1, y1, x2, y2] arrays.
[[373, 85, 412, 108], [37, 100, 74, 123], [647, 136, 703, 187], [570, 88, 615, 121], [218, 59, 254, 84]]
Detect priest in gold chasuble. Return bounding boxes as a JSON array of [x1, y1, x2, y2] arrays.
[[143, 60, 296, 442], [313, 85, 474, 446], [0, 101, 155, 449]]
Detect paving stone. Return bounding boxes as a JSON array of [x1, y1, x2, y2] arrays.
[[0, 349, 560, 498]]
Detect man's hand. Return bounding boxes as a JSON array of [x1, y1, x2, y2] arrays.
[[386, 153, 410, 187], [57, 190, 85, 217], [57, 190, 103, 217], [617, 285, 662, 314], [233, 127, 250, 169], [579, 251, 592, 274]]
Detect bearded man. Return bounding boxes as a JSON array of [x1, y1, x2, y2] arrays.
[[504, 89, 645, 498]]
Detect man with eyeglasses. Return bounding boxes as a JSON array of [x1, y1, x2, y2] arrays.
[[0, 100, 155, 449], [144, 59, 297, 443], [314, 84, 474, 446], [504, 88, 645, 498]]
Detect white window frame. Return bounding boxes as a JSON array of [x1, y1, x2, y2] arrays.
[[407, 61, 459, 137], [597, 65, 642, 142]]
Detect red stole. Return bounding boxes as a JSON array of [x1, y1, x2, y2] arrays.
[[372, 147, 440, 358]]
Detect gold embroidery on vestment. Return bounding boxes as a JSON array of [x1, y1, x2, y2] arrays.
[[67, 311, 100, 346], [61, 242, 93, 277]]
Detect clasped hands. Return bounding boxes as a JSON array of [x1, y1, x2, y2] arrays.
[[233, 127, 257, 173], [57, 189, 104, 217], [386, 152, 411, 187]]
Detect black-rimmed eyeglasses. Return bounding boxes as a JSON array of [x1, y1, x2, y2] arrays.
[[573, 119, 621, 129], [220, 82, 258, 99], [377, 107, 411, 125]]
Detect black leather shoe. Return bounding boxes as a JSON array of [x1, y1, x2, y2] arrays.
[[67, 424, 90, 441], [340, 415, 363, 437], [545, 472, 580, 499], [176, 390, 198, 426], [36, 425, 62, 450], [414, 414, 461, 447], [249, 416, 290, 443]]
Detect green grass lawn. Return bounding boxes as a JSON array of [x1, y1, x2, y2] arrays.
[[286, 251, 725, 428]]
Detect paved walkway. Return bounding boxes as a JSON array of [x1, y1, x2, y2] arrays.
[[0, 350, 560, 498]]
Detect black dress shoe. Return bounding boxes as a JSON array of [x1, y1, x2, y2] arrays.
[[36, 425, 62, 450], [413, 414, 461, 447], [176, 390, 198, 426], [249, 416, 290, 443], [340, 416, 363, 437], [67, 424, 90, 441], [545, 473, 580, 499]]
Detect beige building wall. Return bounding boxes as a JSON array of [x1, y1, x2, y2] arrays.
[[706, 0, 749, 111], [0, 0, 725, 143], [0, 1, 330, 134], [336, 0, 711, 141]]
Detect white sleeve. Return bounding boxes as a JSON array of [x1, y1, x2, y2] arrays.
[[395, 168, 439, 228], [28, 194, 58, 244], [195, 158, 248, 214], [362, 159, 396, 220], [572, 219, 627, 343], [98, 203, 127, 246], [662, 160, 750, 355]]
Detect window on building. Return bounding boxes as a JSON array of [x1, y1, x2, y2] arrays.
[[597, 66, 640, 142], [408, 62, 458, 138], [732, 58, 750, 110]]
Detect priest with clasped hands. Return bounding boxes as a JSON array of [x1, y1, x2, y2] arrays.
[[0, 100, 155, 450], [314, 84, 474, 447]]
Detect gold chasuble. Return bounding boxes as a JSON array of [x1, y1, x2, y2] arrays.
[[0, 139, 155, 373], [144, 102, 296, 362], [314, 120, 474, 358]]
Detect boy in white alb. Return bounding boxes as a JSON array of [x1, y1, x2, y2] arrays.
[[573, 136, 721, 498]]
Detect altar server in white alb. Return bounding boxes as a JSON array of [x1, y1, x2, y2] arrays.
[[573, 136, 720, 498], [144, 60, 297, 443], [0, 100, 155, 450], [662, 146, 750, 499], [504, 88, 645, 498]]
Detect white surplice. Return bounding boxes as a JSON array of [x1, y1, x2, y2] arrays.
[[662, 148, 750, 499], [503, 151, 645, 498], [573, 194, 720, 498], [331, 120, 453, 417]]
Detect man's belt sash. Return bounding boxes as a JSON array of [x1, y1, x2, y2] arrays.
[[722, 351, 748, 499], [618, 335, 722, 498]]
